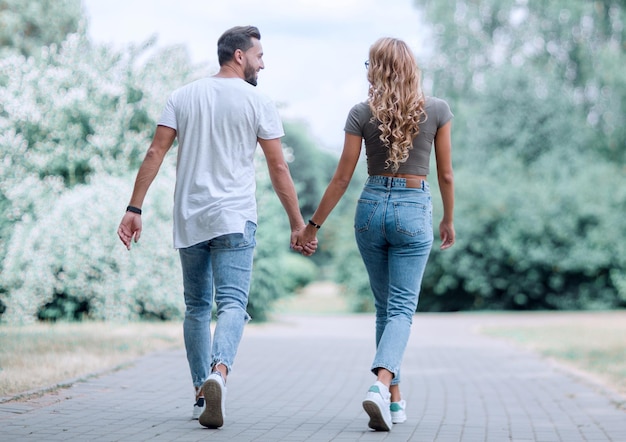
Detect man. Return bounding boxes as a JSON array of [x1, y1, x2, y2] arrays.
[[117, 25, 316, 429]]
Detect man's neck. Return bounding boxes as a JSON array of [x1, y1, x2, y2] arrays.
[[213, 64, 242, 80]]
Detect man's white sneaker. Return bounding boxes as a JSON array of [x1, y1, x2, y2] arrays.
[[362, 381, 392, 431], [199, 372, 227, 428], [191, 396, 205, 420], [390, 399, 407, 423]]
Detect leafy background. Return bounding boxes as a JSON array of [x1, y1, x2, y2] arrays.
[[0, 0, 624, 324]]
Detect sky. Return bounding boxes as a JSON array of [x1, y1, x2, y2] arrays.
[[82, 0, 430, 151]]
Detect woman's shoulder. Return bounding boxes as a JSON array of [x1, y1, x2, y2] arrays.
[[351, 100, 370, 111], [347, 101, 371, 119], [425, 96, 450, 109], [425, 96, 453, 123]]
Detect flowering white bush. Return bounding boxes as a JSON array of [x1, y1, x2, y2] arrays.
[[0, 166, 183, 324], [0, 0, 82, 58], [0, 32, 198, 186], [0, 28, 204, 322], [0, 14, 318, 323]]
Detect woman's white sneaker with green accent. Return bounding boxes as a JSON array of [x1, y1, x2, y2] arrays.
[[362, 381, 392, 431], [390, 399, 406, 423]]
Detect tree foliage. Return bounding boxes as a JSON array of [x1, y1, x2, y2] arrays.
[[416, 0, 626, 164], [282, 120, 338, 218], [2, 1, 624, 322], [405, 0, 626, 311], [248, 152, 319, 321], [0, 169, 184, 323], [0, 33, 193, 188], [0, 0, 82, 57], [0, 152, 320, 324], [420, 151, 626, 311], [0, 27, 198, 316], [328, 0, 626, 313], [0, 4, 324, 323]]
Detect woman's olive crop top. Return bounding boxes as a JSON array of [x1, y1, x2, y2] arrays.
[[344, 96, 453, 176]]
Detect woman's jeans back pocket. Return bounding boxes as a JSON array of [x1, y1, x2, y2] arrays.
[[394, 201, 430, 237], [355, 199, 379, 232]]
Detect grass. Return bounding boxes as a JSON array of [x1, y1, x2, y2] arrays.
[[0, 321, 183, 399], [481, 312, 626, 399]]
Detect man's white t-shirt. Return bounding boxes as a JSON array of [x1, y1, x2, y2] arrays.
[[158, 77, 284, 249]]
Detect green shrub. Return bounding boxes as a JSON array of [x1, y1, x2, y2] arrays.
[[248, 156, 319, 321], [420, 152, 626, 311], [0, 167, 183, 323], [328, 204, 373, 312], [0, 152, 323, 324]]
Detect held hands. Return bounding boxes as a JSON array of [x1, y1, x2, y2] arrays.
[[291, 224, 319, 257], [439, 220, 455, 250], [119, 213, 320, 256], [117, 212, 142, 250]]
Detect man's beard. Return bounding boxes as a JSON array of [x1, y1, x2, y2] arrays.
[[244, 64, 257, 86]]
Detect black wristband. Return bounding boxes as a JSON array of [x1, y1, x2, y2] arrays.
[[308, 219, 321, 229], [126, 205, 142, 215]]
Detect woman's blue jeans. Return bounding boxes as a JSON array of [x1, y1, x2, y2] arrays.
[[355, 176, 433, 385], [178, 221, 256, 388]]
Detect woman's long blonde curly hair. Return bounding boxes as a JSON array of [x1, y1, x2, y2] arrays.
[[367, 38, 426, 173]]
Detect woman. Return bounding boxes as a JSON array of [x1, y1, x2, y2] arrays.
[[297, 37, 455, 431]]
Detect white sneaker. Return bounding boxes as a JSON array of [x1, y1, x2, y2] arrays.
[[390, 399, 406, 423], [362, 381, 392, 431], [191, 396, 205, 420], [199, 372, 227, 428]]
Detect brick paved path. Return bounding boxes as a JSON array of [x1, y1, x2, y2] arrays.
[[1, 314, 624, 441]]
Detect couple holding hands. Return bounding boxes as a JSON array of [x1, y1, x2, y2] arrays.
[[118, 25, 454, 432]]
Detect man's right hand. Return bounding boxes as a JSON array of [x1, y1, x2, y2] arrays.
[[117, 212, 142, 250]]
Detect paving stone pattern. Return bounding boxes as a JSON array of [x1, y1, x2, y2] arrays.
[[1, 314, 624, 441]]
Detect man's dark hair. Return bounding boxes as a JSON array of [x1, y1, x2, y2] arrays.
[[217, 26, 261, 66]]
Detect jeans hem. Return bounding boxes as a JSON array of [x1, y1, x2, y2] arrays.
[[211, 360, 232, 375], [371, 364, 398, 380]]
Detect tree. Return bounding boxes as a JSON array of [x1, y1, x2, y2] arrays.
[[0, 0, 82, 57], [0, 33, 195, 187], [415, 0, 626, 163], [0, 30, 198, 276], [0, 15, 331, 322], [410, 0, 626, 311], [282, 121, 337, 219], [248, 153, 318, 321]]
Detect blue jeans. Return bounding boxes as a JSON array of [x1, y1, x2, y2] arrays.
[[354, 176, 433, 385], [178, 221, 256, 388]]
